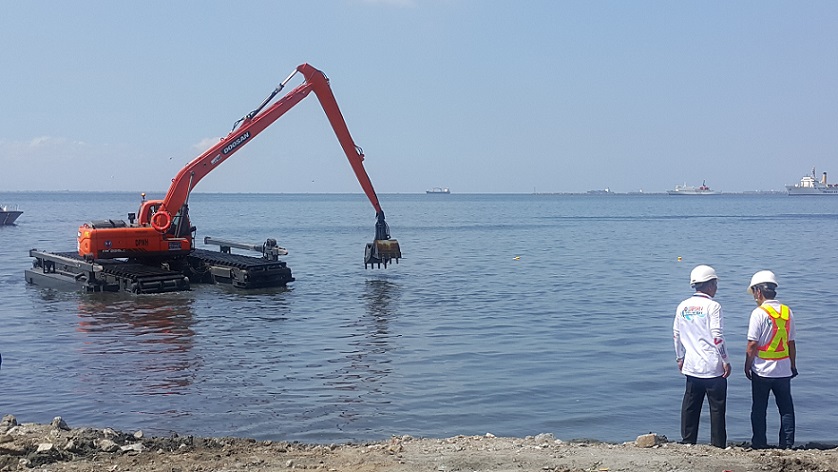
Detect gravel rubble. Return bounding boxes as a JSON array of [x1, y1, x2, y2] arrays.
[[2, 414, 838, 472]]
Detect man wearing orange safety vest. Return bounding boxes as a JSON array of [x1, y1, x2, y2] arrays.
[[744, 270, 797, 449], [673, 265, 731, 448]]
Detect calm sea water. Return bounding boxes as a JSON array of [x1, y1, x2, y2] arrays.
[[1, 191, 836, 445]]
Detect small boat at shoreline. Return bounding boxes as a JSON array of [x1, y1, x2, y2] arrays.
[[0, 204, 23, 225], [667, 180, 718, 196], [426, 187, 450, 194], [786, 168, 838, 195]]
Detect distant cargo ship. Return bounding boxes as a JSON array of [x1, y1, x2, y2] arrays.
[[426, 187, 450, 194], [0, 204, 23, 225], [667, 180, 718, 196], [786, 168, 838, 195]]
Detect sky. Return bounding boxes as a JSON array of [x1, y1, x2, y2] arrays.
[[1, 1, 837, 194]]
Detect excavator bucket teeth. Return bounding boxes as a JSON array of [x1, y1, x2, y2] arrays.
[[364, 239, 401, 269]]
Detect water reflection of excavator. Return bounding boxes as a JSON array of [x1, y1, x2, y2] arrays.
[[26, 64, 401, 294]]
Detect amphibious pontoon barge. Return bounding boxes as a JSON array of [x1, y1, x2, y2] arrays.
[[26, 237, 293, 294]]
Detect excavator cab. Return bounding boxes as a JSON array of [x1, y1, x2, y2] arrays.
[[138, 199, 194, 238], [166, 205, 195, 238], [364, 212, 401, 268]]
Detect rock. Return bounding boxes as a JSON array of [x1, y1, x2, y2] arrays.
[[50, 417, 71, 431], [37, 443, 55, 453], [386, 441, 403, 454], [635, 433, 667, 448], [134, 430, 144, 439], [0, 440, 27, 455], [121, 443, 145, 453], [0, 415, 17, 434], [63, 439, 77, 451], [96, 438, 120, 453]]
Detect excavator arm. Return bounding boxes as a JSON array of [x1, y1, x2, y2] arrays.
[[79, 63, 400, 268], [151, 64, 383, 228]]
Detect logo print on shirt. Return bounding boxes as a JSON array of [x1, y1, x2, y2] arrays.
[[681, 306, 706, 321]]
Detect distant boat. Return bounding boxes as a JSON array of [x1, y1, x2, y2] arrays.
[[426, 187, 450, 194], [786, 168, 838, 195], [667, 180, 719, 196], [587, 187, 613, 195], [0, 204, 23, 225]]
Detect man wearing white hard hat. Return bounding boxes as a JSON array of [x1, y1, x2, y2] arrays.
[[745, 270, 797, 449], [673, 265, 731, 448]]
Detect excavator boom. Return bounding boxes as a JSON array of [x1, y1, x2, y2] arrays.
[[78, 64, 400, 268]]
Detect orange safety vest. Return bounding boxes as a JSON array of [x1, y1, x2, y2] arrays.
[[757, 304, 791, 360]]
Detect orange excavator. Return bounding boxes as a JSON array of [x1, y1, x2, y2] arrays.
[[76, 63, 400, 272]]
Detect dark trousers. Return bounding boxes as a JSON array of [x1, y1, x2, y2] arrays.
[[750, 374, 795, 448], [681, 375, 727, 447]]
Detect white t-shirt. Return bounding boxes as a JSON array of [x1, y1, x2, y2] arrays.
[[747, 299, 796, 378], [673, 292, 729, 378]]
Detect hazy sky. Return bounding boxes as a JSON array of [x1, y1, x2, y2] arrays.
[[2, 1, 836, 194]]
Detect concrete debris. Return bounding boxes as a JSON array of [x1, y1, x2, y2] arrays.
[[635, 433, 667, 448], [0, 415, 17, 434], [96, 439, 121, 453], [120, 443, 145, 453], [36, 443, 55, 453], [51, 417, 71, 431]]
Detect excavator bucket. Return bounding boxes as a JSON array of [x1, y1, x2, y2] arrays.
[[365, 212, 401, 268], [365, 239, 401, 269]]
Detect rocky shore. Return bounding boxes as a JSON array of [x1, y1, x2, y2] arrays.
[[2, 414, 838, 472]]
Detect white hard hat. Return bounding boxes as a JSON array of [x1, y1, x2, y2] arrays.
[[690, 265, 718, 285], [748, 270, 778, 294]]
